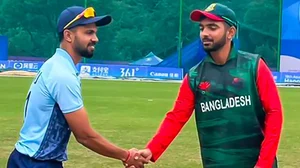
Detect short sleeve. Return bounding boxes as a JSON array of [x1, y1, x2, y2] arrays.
[[47, 74, 83, 114]]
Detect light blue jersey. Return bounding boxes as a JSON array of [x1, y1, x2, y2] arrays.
[[15, 48, 83, 161]]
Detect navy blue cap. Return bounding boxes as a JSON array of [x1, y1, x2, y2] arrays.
[[57, 6, 112, 33]]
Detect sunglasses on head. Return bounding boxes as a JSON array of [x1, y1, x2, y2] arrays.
[[63, 7, 96, 30]]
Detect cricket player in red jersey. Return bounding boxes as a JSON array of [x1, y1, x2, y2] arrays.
[[135, 3, 283, 168]]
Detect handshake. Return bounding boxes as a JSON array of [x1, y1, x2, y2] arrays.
[[122, 148, 152, 168]]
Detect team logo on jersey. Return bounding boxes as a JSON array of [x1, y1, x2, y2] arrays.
[[199, 81, 210, 90], [199, 81, 210, 94], [232, 77, 241, 84], [232, 77, 244, 88]]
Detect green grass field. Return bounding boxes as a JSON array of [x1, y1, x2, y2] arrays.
[[0, 77, 299, 168]]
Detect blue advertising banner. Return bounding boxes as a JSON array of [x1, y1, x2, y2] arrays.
[[272, 72, 281, 83], [0, 61, 9, 70], [1, 60, 300, 84], [280, 0, 300, 72], [0, 61, 185, 80], [78, 64, 148, 78], [77, 63, 183, 80], [279, 72, 300, 83], [146, 67, 183, 80], [272, 71, 300, 84], [8, 61, 43, 72], [0, 36, 8, 61]]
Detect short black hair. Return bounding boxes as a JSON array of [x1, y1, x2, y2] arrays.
[[58, 27, 78, 42], [224, 22, 231, 29]]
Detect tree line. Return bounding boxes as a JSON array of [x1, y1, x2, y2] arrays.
[[0, 0, 280, 69]]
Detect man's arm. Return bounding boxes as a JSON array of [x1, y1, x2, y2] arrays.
[[64, 107, 129, 161], [145, 75, 195, 162], [255, 59, 283, 168], [48, 74, 146, 167]]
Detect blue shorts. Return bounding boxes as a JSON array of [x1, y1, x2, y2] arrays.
[[7, 149, 63, 168]]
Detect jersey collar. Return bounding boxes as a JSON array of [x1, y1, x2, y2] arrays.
[[55, 48, 79, 76]]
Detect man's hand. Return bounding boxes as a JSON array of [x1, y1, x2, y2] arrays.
[[122, 148, 150, 168], [138, 149, 152, 161]]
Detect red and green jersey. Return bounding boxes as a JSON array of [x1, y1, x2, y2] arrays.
[[146, 48, 283, 168], [188, 49, 274, 167]]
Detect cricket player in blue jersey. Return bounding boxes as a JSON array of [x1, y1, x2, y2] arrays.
[[7, 6, 148, 168]]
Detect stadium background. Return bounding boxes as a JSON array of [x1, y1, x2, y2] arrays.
[[1, 0, 300, 83], [0, 0, 283, 72], [1, 1, 300, 168]]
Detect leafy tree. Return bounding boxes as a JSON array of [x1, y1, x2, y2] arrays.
[[0, 0, 280, 69]]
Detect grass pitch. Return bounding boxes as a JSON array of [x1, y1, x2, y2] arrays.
[[0, 77, 299, 168]]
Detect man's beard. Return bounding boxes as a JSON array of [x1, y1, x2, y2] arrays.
[[202, 33, 227, 52], [74, 37, 95, 58]]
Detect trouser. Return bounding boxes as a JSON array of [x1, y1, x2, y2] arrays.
[[7, 149, 63, 168]]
